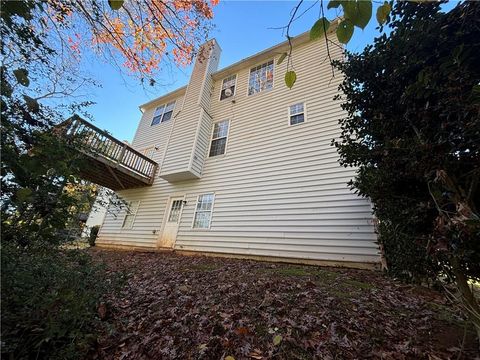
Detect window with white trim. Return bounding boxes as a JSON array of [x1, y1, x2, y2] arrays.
[[143, 147, 155, 159], [289, 102, 306, 125], [193, 194, 214, 229], [122, 201, 140, 229], [248, 60, 274, 95], [209, 120, 229, 157], [151, 101, 175, 125], [220, 74, 237, 100]]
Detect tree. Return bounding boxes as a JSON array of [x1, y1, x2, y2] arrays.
[[1, 0, 218, 246], [1, 1, 217, 357], [278, 0, 393, 88], [332, 1, 480, 340]]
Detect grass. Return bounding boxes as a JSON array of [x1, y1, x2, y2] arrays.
[[344, 279, 374, 290], [426, 302, 463, 325]]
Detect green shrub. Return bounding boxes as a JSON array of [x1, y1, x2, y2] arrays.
[[89, 225, 100, 247], [333, 1, 480, 283], [1, 245, 110, 359]]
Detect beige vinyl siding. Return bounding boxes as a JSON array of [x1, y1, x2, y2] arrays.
[[190, 109, 213, 175], [98, 36, 379, 264], [160, 41, 220, 178], [131, 95, 183, 155], [198, 41, 221, 111]]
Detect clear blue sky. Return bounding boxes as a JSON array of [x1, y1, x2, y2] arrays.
[[84, 1, 449, 142]]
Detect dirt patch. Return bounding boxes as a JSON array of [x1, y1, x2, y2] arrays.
[[90, 249, 479, 359]]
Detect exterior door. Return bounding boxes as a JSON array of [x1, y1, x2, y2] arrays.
[[159, 197, 184, 248]]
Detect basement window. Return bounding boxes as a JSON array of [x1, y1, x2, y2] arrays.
[[193, 193, 215, 229], [220, 74, 237, 100], [289, 102, 306, 125], [209, 120, 229, 157], [151, 101, 175, 125], [248, 60, 274, 95], [122, 201, 140, 229]]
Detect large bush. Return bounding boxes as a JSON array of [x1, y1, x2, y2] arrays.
[[1, 246, 111, 359], [333, 0, 479, 336]]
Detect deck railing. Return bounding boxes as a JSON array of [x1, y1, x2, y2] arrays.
[[60, 116, 157, 182]]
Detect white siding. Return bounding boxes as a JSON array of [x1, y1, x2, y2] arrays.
[[97, 36, 380, 265], [159, 40, 220, 179], [190, 109, 213, 175]]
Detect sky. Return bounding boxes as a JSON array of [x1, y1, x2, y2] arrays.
[[82, 1, 410, 141]]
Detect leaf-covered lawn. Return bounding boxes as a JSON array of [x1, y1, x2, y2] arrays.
[[91, 249, 478, 359]]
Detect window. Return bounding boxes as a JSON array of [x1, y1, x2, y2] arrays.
[[220, 74, 237, 100], [143, 147, 155, 159], [248, 60, 274, 95], [135, 147, 155, 169], [289, 102, 306, 125], [209, 120, 229, 157], [168, 200, 183, 223], [151, 101, 175, 125], [193, 194, 214, 229], [122, 201, 140, 229]]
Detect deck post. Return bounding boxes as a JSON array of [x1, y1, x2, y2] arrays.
[[117, 143, 127, 168]]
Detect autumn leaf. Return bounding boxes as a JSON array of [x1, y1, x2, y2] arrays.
[[234, 326, 250, 336], [273, 334, 282, 345], [97, 302, 108, 320]]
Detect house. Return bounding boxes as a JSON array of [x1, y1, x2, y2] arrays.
[[90, 30, 380, 268]]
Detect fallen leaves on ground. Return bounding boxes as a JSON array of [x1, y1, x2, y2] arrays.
[[90, 249, 478, 359]]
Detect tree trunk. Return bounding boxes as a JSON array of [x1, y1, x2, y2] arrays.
[[451, 257, 480, 348]]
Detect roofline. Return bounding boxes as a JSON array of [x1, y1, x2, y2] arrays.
[[138, 23, 340, 111], [212, 30, 309, 81], [139, 85, 187, 112], [212, 21, 340, 80]]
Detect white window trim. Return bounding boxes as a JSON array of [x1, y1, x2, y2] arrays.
[[246, 59, 275, 97], [208, 119, 230, 158], [288, 101, 308, 126], [151, 100, 176, 126], [191, 193, 215, 230], [122, 200, 140, 229], [141, 146, 155, 157], [219, 74, 238, 101]]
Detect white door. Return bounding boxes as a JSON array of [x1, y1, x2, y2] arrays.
[[159, 197, 184, 248]]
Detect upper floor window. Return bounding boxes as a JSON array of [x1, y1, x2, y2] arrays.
[[220, 74, 237, 100], [122, 201, 140, 229], [248, 60, 274, 96], [209, 120, 229, 157], [151, 101, 175, 126], [289, 102, 306, 125], [193, 193, 214, 229]]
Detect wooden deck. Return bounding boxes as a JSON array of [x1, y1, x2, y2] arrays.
[[58, 116, 158, 191]]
